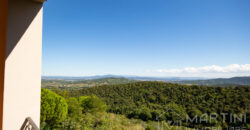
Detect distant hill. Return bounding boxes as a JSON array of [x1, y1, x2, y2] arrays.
[[174, 76, 250, 86], [42, 75, 250, 86], [42, 75, 125, 80], [42, 77, 136, 88], [42, 75, 205, 81]]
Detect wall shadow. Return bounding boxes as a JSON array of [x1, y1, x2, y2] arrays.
[[6, 0, 43, 59]]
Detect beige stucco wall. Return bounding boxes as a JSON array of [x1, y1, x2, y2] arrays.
[[3, 0, 43, 129]]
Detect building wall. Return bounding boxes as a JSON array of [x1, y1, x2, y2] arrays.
[[3, 0, 43, 129], [0, 0, 8, 129]]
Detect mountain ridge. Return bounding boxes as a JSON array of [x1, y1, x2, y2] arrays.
[[174, 76, 250, 86], [42, 75, 250, 87], [42, 75, 206, 81]]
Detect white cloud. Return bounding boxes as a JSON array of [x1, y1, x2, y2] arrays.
[[154, 64, 250, 78]]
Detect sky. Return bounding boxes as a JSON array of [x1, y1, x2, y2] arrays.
[[42, 0, 250, 78]]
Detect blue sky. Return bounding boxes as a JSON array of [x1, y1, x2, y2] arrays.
[[42, 0, 250, 78]]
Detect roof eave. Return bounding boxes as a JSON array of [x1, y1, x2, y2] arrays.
[[33, 0, 47, 3]]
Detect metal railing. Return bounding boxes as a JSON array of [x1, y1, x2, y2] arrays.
[[20, 117, 39, 130]]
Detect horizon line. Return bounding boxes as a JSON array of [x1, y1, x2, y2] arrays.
[[41, 74, 250, 79]]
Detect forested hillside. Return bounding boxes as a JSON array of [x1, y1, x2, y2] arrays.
[[60, 81, 250, 128], [41, 88, 188, 130]]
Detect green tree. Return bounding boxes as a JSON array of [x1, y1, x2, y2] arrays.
[[139, 107, 152, 121], [40, 88, 68, 128], [61, 97, 83, 130], [67, 97, 82, 120], [164, 103, 186, 122], [79, 95, 107, 114]]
